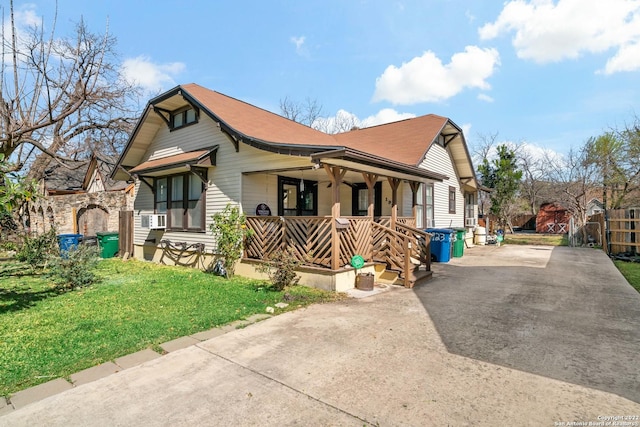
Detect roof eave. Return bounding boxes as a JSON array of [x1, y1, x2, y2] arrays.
[[311, 148, 447, 182]]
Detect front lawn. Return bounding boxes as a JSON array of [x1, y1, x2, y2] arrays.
[[504, 232, 568, 246], [0, 259, 341, 397], [614, 260, 640, 293]]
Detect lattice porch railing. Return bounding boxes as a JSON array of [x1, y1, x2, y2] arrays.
[[245, 216, 430, 279]]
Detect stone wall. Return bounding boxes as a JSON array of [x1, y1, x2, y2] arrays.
[[29, 189, 134, 235]]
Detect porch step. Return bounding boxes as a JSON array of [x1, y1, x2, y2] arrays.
[[376, 269, 400, 285]]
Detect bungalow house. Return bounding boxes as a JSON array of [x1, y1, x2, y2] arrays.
[[112, 83, 479, 291]]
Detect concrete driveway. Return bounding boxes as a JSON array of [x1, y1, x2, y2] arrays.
[[1, 245, 639, 426], [422, 245, 640, 404]]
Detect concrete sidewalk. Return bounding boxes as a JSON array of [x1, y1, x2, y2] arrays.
[[1, 245, 639, 426]]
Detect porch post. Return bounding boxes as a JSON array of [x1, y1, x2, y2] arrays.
[[324, 164, 346, 270], [410, 181, 420, 222], [362, 173, 378, 218], [388, 177, 401, 230]]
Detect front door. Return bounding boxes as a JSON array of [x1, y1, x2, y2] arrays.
[[278, 176, 317, 216]]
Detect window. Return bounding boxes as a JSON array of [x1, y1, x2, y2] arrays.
[[425, 184, 434, 228], [449, 186, 456, 214], [155, 173, 205, 231], [170, 107, 198, 130], [278, 176, 317, 216], [351, 182, 382, 216], [465, 193, 475, 224], [416, 184, 434, 228]]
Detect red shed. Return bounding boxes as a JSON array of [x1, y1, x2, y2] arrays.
[[536, 203, 571, 234]]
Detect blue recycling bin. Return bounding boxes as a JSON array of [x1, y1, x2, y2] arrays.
[[426, 228, 454, 262], [57, 233, 83, 254]]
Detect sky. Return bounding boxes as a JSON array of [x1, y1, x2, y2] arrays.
[[7, 0, 640, 158]]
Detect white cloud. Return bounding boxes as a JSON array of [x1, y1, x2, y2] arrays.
[[313, 108, 416, 133], [290, 36, 308, 56], [465, 9, 476, 23], [479, 0, 640, 72], [121, 56, 185, 94], [477, 93, 494, 103], [361, 108, 416, 127], [602, 41, 640, 74], [372, 46, 500, 105], [14, 4, 41, 27], [461, 123, 472, 138]]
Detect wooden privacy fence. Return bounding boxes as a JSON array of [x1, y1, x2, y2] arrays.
[[118, 210, 134, 256], [603, 208, 640, 255]]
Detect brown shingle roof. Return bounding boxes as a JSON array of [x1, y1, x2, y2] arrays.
[[181, 84, 450, 167], [182, 84, 339, 148], [128, 148, 214, 174], [114, 83, 470, 182], [334, 115, 448, 167]]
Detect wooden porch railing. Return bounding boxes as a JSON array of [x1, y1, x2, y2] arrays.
[[245, 216, 431, 287]]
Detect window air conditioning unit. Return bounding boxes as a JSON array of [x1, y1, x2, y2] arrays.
[[465, 218, 477, 227], [141, 214, 166, 230]]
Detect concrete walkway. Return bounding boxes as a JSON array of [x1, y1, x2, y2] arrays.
[[1, 245, 639, 426]]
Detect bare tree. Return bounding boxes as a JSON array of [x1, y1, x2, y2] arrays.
[[0, 1, 140, 181], [312, 109, 361, 134], [279, 96, 323, 127], [545, 145, 599, 237], [517, 144, 551, 215]]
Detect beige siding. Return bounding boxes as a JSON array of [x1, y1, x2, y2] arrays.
[[421, 143, 464, 228]]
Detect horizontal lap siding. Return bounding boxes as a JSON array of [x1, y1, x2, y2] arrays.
[[421, 144, 464, 228]]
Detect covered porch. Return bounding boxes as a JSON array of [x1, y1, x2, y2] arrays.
[[240, 150, 447, 290]]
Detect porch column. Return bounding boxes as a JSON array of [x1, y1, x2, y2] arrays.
[[362, 173, 378, 218], [410, 181, 420, 223], [388, 177, 401, 230], [324, 164, 346, 270]]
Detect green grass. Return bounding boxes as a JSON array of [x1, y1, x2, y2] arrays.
[[0, 259, 341, 397], [504, 233, 568, 246], [614, 260, 640, 293]]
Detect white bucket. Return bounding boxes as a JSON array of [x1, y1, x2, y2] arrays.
[[474, 226, 487, 245]]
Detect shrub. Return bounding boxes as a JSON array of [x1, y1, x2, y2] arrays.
[[257, 247, 302, 291], [209, 204, 253, 277], [46, 244, 101, 290], [16, 228, 59, 268]]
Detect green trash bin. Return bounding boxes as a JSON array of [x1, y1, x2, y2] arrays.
[[453, 228, 466, 257], [96, 231, 119, 258]]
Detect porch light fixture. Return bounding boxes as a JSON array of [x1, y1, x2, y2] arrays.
[[300, 169, 305, 191]]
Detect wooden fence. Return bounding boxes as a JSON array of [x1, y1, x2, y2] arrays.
[[602, 208, 640, 255], [118, 210, 134, 256]]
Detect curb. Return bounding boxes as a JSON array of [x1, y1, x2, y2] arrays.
[[1, 314, 272, 416]]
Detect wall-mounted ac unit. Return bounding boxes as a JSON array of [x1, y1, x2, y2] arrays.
[[141, 214, 166, 230], [465, 218, 477, 227]]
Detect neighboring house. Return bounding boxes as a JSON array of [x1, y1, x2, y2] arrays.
[[587, 198, 604, 217], [112, 83, 479, 290], [536, 202, 571, 234], [29, 155, 134, 236]]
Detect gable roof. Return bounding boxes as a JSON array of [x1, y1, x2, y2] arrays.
[[113, 83, 477, 187], [44, 155, 128, 194]]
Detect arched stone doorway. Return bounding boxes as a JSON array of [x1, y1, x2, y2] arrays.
[[77, 204, 109, 236]]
